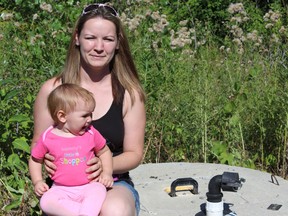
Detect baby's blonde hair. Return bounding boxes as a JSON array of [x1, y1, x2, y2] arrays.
[[48, 83, 95, 123]]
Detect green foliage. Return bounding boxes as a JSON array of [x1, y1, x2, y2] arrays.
[[1, 0, 288, 214], [0, 152, 40, 215]]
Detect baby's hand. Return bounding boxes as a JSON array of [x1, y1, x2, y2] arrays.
[[99, 172, 113, 188], [34, 180, 49, 197]]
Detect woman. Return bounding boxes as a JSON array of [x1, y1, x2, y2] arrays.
[[31, 3, 146, 216]]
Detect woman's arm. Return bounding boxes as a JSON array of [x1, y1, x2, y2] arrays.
[[32, 78, 60, 175], [113, 90, 146, 174], [32, 78, 59, 146]]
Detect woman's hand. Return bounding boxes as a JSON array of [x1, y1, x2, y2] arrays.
[[44, 153, 56, 177], [86, 156, 103, 181]]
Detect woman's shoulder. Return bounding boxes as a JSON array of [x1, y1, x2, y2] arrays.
[[124, 88, 145, 105], [123, 89, 145, 116], [42, 77, 61, 90], [38, 77, 61, 96]]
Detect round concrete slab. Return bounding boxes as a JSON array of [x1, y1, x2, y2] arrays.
[[130, 162, 288, 216]]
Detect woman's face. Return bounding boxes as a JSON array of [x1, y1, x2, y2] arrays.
[[76, 17, 119, 71]]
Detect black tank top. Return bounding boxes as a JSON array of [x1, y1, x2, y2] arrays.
[[91, 101, 124, 157], [91, 101, 133, 183]]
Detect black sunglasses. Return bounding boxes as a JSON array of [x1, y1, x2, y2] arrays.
[[82, 3, 119, 17]]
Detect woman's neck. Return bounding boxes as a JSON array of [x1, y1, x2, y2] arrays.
[[80, 58, 111, 81]]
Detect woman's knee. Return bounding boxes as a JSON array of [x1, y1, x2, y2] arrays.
[[101, 201, 136, 216], [100, 186, 136, 216]]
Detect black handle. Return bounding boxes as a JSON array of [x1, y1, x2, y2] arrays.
[[169, 177, 199, 197]]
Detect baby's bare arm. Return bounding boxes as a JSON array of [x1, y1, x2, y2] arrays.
[[29, 157, 49, 196]]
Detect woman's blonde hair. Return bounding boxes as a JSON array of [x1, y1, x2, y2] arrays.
[[56, 5, 145, 105], [48, 83, 95, 123]]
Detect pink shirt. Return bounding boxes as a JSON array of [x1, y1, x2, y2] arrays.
[[32, 126, 106, 186]]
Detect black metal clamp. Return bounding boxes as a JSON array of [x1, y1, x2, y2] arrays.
[[169, 177, 199, 197]]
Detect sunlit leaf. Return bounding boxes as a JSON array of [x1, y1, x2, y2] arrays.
[[4, 199, 22, 211], [229, 113, 240, 126], [4, 89, 20, 100], [7, 153, 21, 165], [8, 115, 32, 123], [13, 138, 31, 154], [224, 101, 236, 114], [6, 185, 23, 195]]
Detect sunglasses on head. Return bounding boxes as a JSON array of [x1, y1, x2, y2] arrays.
[[81, 3, 119, 17]]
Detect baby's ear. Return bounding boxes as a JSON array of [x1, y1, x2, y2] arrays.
[[57, 110, 67, 123]]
